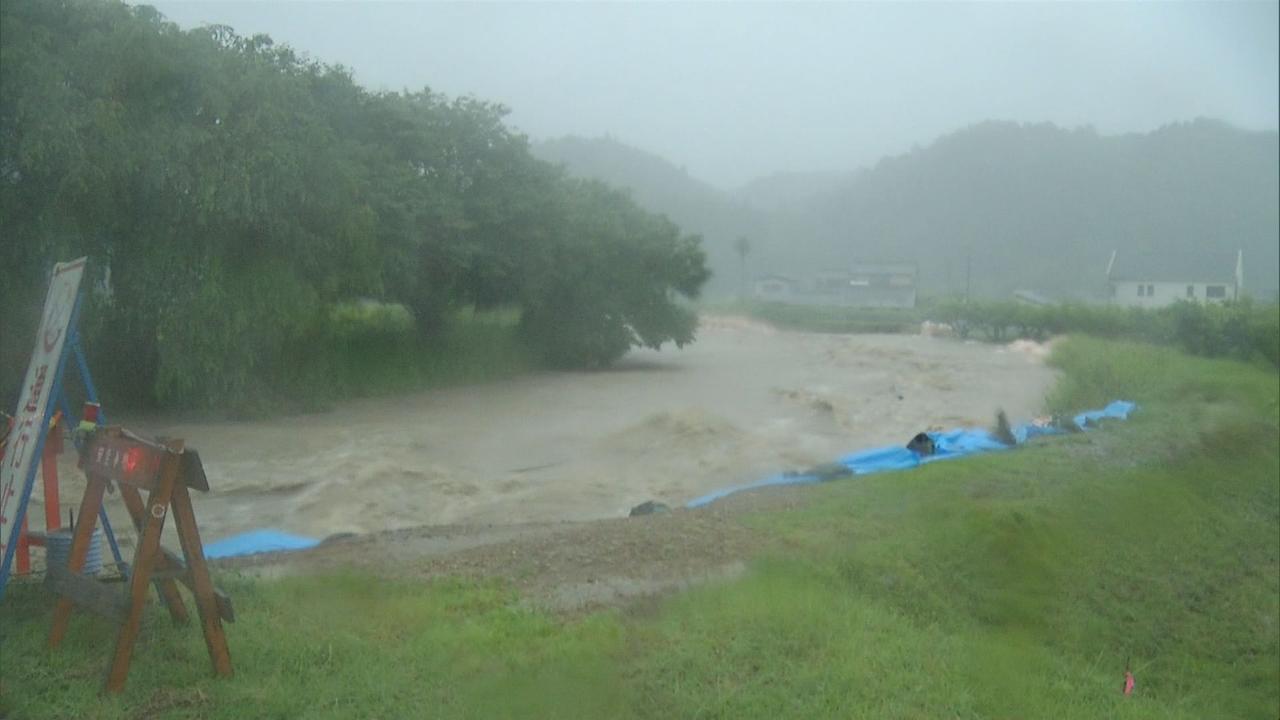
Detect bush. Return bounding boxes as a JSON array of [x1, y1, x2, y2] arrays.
[[517, 180, 707, 369], [325, 300, 415, 347], [930, 296, 1279, 367]]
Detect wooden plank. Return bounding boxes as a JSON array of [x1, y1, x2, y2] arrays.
[[104, 449, 179, 694], [159, 547, 235, 623], [48, 474, 106, 648], [149, 566, 186, 581], [43, 563, 128, 621], [16, 515, 30, 574], [83, 430, 168, 492], [119, 484, 189, 625], [170, 481, 233, 678], [180, 450, 209, 492]]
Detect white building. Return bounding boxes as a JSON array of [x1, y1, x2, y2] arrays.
[[1106, 250, 1243, 308], [753, 264, 917, 308]]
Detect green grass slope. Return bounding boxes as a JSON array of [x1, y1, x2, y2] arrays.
[[634, 338, 1279, 718], [1, 337, 1276, 718]]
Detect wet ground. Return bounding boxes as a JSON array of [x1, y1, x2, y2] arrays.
[[36, 317, 1056, 548]]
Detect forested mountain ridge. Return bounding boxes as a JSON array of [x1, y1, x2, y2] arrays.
[[811, 119, 1279, 299], [537, 121, 1279, 300]]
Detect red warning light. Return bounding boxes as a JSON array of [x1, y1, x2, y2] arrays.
[[84, 432, 167, 490], [123, 446, 142, 474]]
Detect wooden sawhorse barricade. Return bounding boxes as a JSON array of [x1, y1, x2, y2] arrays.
[[47, 426, 233, 694]]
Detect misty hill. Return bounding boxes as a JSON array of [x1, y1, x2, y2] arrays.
[[733, 170, 852, 214], [807, 119, 1279, 300], [533, 135, 725, 224], [532, 136, 766, 296], [537, 120, 1279, 301]]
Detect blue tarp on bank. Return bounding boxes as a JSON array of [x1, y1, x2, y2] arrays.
[[686, 400, 1136, 509], [204, 529, 321, 559]]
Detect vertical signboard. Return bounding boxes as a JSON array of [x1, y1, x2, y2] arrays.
[[0, 258, 87, 595]]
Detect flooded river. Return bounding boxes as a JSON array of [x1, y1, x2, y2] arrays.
[[38, 318, 1056, 544]]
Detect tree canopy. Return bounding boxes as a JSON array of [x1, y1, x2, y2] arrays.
[[0, 0, 709, 412]]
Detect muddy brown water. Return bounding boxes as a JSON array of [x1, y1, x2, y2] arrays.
[[35, 318, 1056, 547]]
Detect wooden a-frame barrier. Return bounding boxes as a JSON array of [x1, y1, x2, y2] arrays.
[[47, 426, 233, 694]]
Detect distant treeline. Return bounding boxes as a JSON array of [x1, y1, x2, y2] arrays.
[[0, 0, 708, 412], [934, 299, 1279, 367], [736, 298, 1280, 368]]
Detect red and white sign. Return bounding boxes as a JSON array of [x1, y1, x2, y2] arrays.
[[0, 258, 86, 562]]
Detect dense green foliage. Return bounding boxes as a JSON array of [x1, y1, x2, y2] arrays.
[[318, 306, 535, 401], [933, 298, 1280, 366], [0, 0, 708, 413], [722, 297, 1279, 368], [516, 180, 707, 368], [538, 123, 1280, 302], [3, 339, 1276, 718]]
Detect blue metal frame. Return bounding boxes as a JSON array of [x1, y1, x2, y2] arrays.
[[57, 352, 126, 574], [0, 269, 124, 598], [0, 278, 86, 598]]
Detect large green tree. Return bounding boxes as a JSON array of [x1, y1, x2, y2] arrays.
[[0, 0, 709, 411], [519, 179, 708, 368]]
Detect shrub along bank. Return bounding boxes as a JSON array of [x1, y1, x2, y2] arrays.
[[731, 297, 1279, 368]]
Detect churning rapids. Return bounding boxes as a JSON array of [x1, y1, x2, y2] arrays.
[[41, 317, 1056, 546]]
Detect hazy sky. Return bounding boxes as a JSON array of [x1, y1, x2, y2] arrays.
[[147, 1, 1279, 188]]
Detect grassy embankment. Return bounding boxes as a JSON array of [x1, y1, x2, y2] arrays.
[[1, 337, 1277, 718]]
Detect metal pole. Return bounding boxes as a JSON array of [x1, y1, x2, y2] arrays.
[[64, 335, 126, 572]]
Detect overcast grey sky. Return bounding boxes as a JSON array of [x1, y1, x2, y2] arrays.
[[147, 1, 1279, 188]]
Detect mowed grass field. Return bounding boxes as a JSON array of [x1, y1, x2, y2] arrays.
[[1, 337, 1276, 719]]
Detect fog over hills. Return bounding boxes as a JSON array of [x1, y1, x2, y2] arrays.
[[533, 136, 769, 297], [535, 120, 1279, 301]]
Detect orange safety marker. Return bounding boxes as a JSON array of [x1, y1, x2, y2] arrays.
[[14, 412, 66, 575]]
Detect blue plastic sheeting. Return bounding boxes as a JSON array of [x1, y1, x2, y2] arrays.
[[686, 400, 1136, 509], [1074, 400, 1136, 428], [204, 529, 320, 559]]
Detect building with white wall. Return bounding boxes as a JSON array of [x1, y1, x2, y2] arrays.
[[753, 264, 917, 308], [1106, 250, 1243, 308]]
